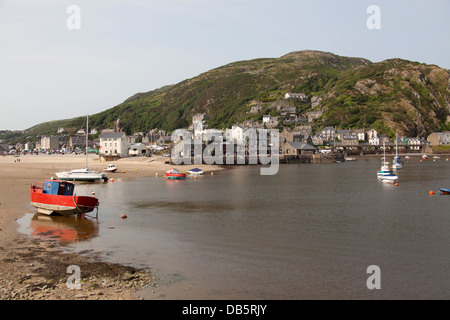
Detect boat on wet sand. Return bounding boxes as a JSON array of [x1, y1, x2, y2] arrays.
[[165, 168, 186, 180], [30, 180, 99, 216], [55, 115, 108, 182], [56, 168, 108, 182], [187, 168, 204, 175], [103, 164, 118, 173]]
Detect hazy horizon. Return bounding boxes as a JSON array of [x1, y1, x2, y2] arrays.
[[1, 0, 449, 131]]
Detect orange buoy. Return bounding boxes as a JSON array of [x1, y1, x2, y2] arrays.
[[110, 178, 114, 182], [211, 172, 214, 175], [86, 185, 89, 188], [194, 176, 197, 180], [121, 214, 127, 219], [394, 182, 398, 186], [429, 191, 434, 195]]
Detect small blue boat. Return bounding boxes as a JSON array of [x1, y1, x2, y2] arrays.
[[440, 188, 450, 195]]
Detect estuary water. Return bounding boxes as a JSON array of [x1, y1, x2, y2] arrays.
[[18, 157, 450, 299]]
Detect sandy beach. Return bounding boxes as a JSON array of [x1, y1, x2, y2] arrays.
[[0, 154, 222, 300]]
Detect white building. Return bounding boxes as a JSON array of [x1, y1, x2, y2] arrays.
[[408, 137, 422, 150], [367, 129, 377, 140], [99, 132, 128, 157], [192, 113, 209, 140], [369, 136, 380, 145], [262, 115, 271, 123], [284, 92, 308, 101], [41, 136, 59, 151], [128, 143, 148, 156], [226, 125, 245, 144], [352, 129, 365, 141], [320, 126, 336, 141]]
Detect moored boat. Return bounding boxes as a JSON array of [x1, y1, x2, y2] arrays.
[[165, 168, 186, 180], [187, 168, 203, 175], [30, 180, 99, 216], [103, 164, 118, 173], [440, 188, 450, 195], [392, 155, 403, 170], [55, 115, 108, 182], [377, 161, 394, 177], [392, 132, 402, 170], [56, 168, 108, 182], [377, 140, 398, 182], [380, 174, 399, 184]]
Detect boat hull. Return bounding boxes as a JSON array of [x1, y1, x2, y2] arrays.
[[30, 188, 98, 216], [440, 188, 450, 195], [56, 172, 108, 182], [165, 173, 186, 180], [380, 175, 399, 184]]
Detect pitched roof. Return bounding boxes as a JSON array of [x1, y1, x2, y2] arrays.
[[287, 142, 316, 150], [99, 132, 126, 139]]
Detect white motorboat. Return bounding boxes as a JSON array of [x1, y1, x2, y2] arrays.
[[380, 174, 399, 184], [103, 164, 118, 173]]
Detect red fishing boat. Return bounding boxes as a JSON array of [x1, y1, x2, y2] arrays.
[[165, 168, 186, 180], [30, 180, 99, 216]]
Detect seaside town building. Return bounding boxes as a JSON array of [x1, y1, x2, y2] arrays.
[[40, 136, 59, 151], [99, 131, 128, 157], [427, 132, 450, 146]]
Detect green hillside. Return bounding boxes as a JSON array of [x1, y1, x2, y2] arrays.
[[4, 50, 450, 144], [72, 50, 448, 138]]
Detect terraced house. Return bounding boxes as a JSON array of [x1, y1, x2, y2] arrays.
[[427, 132, 450, 146]]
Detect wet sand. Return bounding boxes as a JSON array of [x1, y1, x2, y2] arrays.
[[0, 154, 222, 300]]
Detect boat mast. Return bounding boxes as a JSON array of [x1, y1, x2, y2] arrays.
[[395, 131, 398, 158], [86, 114, 88, 169]]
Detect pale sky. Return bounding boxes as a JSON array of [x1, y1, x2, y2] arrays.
[[0, 0, 449, 130]]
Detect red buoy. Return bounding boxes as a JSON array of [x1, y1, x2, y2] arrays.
[[121, 214, 127, 219]]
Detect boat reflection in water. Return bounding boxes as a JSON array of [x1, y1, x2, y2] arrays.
[[29, 213, 99, 246]]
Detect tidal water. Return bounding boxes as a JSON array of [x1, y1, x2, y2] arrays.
[[18, 157, 450, 299]]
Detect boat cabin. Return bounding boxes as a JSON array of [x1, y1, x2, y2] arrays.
[[42, 180, 75, 196]]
